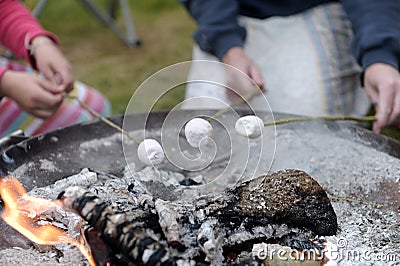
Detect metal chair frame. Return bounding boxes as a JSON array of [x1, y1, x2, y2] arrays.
[[32, 0, 141, 46]]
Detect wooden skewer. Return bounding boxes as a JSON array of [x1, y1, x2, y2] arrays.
[[206, 86, 376, 127], [208, 87, 261, 122], [65, 95, 140, 144], [263, 115, 376, 126]]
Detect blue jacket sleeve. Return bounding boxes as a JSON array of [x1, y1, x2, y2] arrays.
[[180, 0, 246, 60], [341, 0, 400, 71]]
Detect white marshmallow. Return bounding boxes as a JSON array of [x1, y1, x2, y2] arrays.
[[235, 115, 264, 139], [184, 118, 213, 148], [137, 139, 164, 165]]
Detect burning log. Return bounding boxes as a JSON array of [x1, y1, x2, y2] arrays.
[[59, 186, 179, 265], [59, 169, 337, 265]]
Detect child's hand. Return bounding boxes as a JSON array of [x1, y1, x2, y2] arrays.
[[0, 71, 64, 118], [30, 36, 74, 93]]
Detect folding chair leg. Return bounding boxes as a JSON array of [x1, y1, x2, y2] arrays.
[[31, 0, 48, 17], [120, 0, 140, 46], [30, 0, 141, 47], [78, 0, 141, 46]]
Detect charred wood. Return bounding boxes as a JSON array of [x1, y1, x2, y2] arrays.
[[155, 199, 182, 248], [59, 187, 179, 266]]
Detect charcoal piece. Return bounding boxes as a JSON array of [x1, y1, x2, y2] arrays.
[[232, 169, 337, 235], [196, 219, 222, 262], [83, 228, 112, 266], [155, 199, 181, 246]]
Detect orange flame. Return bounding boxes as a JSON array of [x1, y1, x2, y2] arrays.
[[0, 177, 96, 266]]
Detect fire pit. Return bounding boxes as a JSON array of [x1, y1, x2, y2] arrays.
[[0, 110, 399, 265]]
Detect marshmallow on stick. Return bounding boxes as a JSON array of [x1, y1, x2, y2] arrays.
[[137, 139, 165, 165], [235, 115, 264, 139], [184, 118, 213, 148]]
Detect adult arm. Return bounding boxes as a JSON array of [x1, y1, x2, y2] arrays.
[[341, 0, 400, 132], [180, 0, 245, 60]]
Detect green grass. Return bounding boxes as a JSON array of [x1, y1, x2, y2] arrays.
[[27, 0, 195, 114]]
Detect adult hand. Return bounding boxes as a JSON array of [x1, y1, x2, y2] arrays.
[[0, 71, 64, 118], [364, 63, 400, 133], [222, 47, 265, 101], [31, 36, 74, 93]]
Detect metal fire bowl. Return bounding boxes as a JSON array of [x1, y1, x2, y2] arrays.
[[0, 110, 399, 253]]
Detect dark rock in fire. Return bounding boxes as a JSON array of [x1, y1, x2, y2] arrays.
[[232, 169, 337, 236]]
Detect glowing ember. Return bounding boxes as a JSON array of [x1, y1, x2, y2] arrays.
[[0, 177, 96, 266]]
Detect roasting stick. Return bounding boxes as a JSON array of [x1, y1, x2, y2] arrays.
[[65, 95, 164, 165], [263, 115, 376, 126], [237, 115, 377, 139], [206, 86, 376, 125], [66, 94, 165, 167], [65, 95, 140, 144], [208, 87, 261, 122]]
